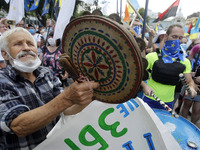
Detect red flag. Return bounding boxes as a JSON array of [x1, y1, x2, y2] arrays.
[[187, 21, 193, 34], [153, 0, 180, 23]]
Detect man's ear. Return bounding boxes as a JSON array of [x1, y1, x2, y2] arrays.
[[1, 50, 9, 61]]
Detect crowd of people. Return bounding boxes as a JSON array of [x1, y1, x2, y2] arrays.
[[0, 12, 200, 149]]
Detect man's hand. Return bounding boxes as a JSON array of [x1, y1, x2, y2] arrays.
[[185, 86, 197, 98], [63, 81, 99, 105], [141, 81, 154, 96]]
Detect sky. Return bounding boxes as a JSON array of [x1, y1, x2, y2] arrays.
[[98, 0, 199, 18], [137, 0, 199, 18]]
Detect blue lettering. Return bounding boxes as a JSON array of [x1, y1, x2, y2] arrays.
[[122, 141, 134, 150], [143, 133, 155, 150], [116, 99, 139, 118], [128, 99, 139, 110], [116, 103, 129, 118]]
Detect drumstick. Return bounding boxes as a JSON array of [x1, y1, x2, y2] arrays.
[[179, 73, 192, 96], [150, 93, 179, 118], [59, 54, 87, 83]]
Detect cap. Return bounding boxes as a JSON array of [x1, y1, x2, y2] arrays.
[[153, 30, 166, 44]]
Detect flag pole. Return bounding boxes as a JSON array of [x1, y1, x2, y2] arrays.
[[45, 0, 54, 46], [117, 0, 119, 14], [142, 0, 149, 39], [120, 0, 122, 19], [127, 0, 151, 31]]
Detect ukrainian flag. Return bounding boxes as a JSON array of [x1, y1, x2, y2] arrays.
[[29, 0, 40, 11], [54, 0, 62, 7], [42, 0, 50, 16], [24, 0, 33, 12], [128, 0, 139, 13], [190, 17, 200, 39]]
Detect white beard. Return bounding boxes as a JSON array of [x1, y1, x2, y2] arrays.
[[9, 51, 41, 73]]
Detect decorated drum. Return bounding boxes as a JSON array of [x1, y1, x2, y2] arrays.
[[62, 15, 143, 103], [154, 109, 200, 149]]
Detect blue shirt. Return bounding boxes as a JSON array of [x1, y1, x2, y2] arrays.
[[0, 65, 63, 149]]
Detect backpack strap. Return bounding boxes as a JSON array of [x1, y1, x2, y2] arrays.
[[156, 48, 162, 59]]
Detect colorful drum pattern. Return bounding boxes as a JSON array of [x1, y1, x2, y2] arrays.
[[62, 16, 143, 103], [154, 109, 200, 149]]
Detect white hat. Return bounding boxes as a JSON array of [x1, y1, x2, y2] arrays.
[[153, 30, 166, 44]]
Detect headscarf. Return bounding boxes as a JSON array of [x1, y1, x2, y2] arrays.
[[189, 44, 200, 59], [161, 39, 185, 63], [189, 44, 200, 69]]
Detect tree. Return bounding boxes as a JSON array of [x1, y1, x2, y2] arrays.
[[0, 1, 9, 18], [138, 8, 150, 23]]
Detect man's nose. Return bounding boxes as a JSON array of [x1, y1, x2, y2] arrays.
[[22, 43, 30, 49]]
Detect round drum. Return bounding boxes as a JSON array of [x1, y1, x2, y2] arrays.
[[62, 15, 143, 103], [154, 109, 200, 149]]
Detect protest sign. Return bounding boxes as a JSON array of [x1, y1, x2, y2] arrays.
[[35, 98, 181, 150]]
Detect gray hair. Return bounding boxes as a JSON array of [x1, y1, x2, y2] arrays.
[[0, 27, 36, 53]]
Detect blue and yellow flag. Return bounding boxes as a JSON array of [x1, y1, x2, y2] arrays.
[[184, 27, 189, 37], [155, 21, 160, 32], [190, 17, 200, 39], [161, 40, 184, 63], [54, 0, 62, 7], [128, 0, 139, 13], [29, 0, 40, 11], [24, 0, 33, 12], [42, 0, 50, 16]]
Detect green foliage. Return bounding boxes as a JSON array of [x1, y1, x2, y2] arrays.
[[138, 8, 150, 24]]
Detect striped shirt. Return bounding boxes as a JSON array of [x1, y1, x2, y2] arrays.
[[0, 65, 63, 149]]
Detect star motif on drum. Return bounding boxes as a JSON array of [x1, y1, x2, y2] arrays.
[[83, 51, 109, 80]]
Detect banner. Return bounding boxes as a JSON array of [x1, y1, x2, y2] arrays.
[[6, 0, 24, 24], [35, 98, 181, 150], [53, 0, 76, 40]]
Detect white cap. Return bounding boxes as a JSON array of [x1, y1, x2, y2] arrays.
[[153, 30, 166, 44]]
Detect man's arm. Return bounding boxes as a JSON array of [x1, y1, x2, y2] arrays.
[[147, 29, 156, 48], [10, 81, 99, 137]]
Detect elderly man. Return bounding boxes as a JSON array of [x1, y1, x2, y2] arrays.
[[141, 24, 197, 109], [0, 27, 99, 149]]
